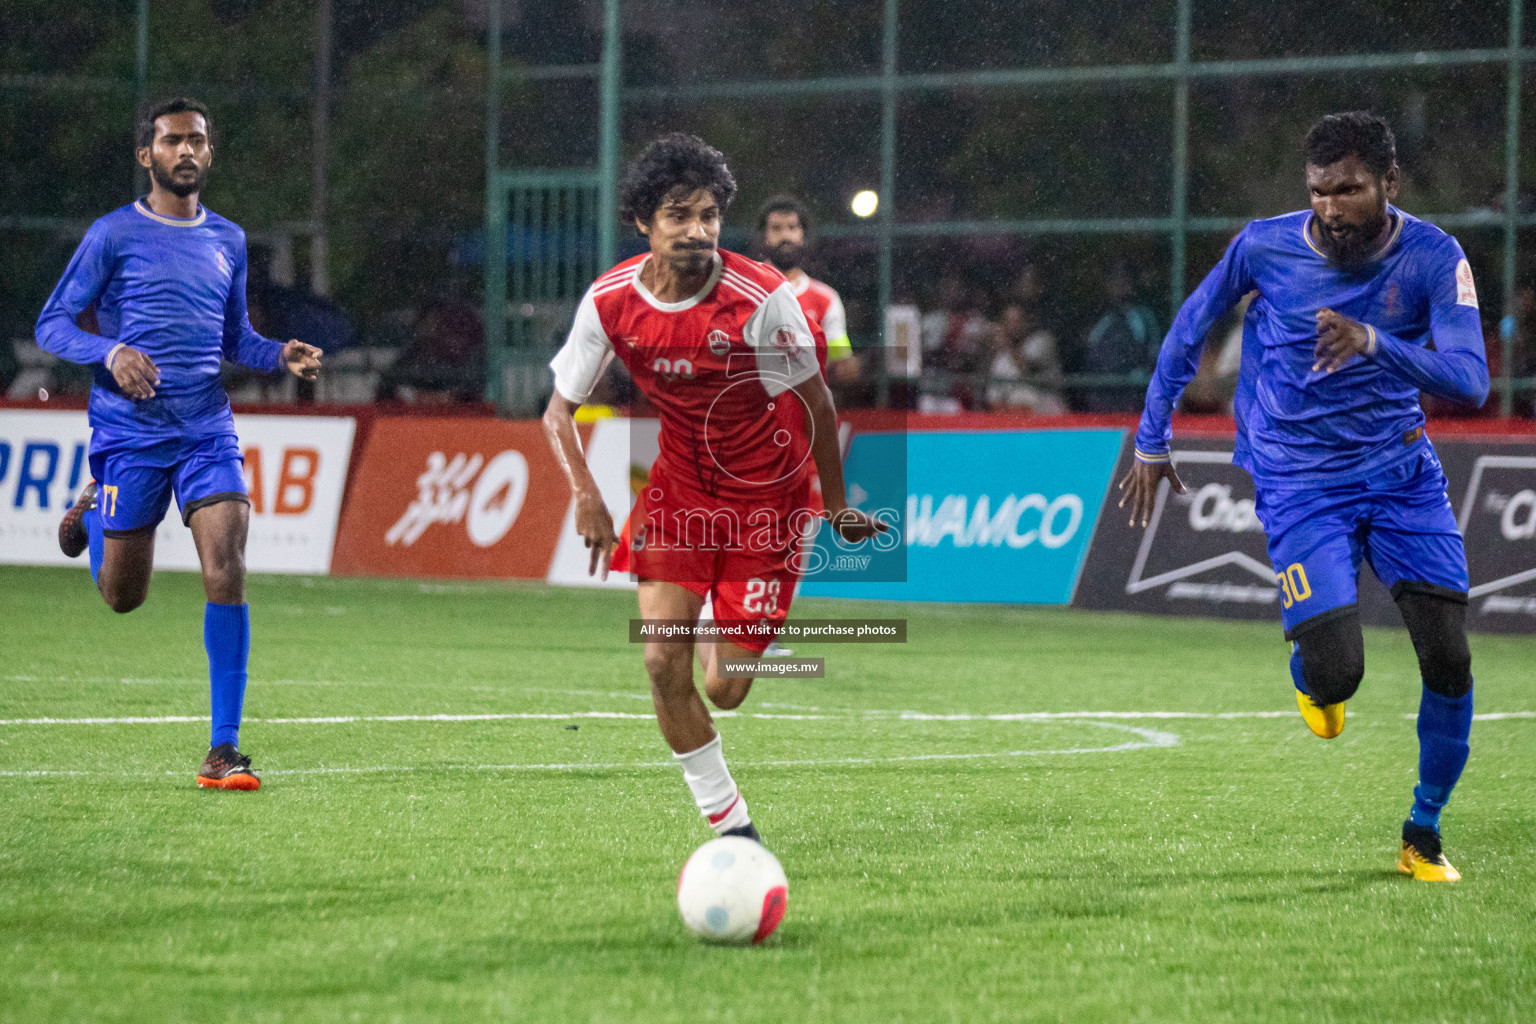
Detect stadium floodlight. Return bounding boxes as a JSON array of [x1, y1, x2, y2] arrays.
[[850, 190, 878, 218]]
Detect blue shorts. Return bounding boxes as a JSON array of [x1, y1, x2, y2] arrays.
[[88, 431, 248, 535], [1255, 447, 1468, 639]]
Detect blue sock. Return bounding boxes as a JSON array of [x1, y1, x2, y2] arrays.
[[86, 505, 104, 584], [205, 603, 251, 749], [1288, 643, 1309, 696], [1410, 683, 1473, 831]]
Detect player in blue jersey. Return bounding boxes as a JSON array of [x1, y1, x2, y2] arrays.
[[37, 97, 323, 791], [1119, 113, 1488, 881]]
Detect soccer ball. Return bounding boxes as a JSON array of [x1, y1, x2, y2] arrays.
[[676, 836, 788, 945]]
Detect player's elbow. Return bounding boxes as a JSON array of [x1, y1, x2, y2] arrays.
[[1430, 355, 1490, 408], [1466, 365, 1491, 408], [34, 311, 61, 354]]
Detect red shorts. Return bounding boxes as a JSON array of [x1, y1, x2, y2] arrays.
[[612, 490, 811, 655]]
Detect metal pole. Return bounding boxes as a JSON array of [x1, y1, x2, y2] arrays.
[[133, 0, 148, 196], [597, 0, 622, 271], [484, 0, 507, 403], [1500, 0, 1523, 417], [876, 0, 897, 409], [310, 0, 332, 295], [1169, 0, 1191, 322]]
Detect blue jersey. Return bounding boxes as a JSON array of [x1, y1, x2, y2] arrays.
[[35, 199, 285, 441], [1135, 207, 1489, 486]]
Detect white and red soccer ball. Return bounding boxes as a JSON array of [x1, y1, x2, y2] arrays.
[[677, 836, 788, 945]]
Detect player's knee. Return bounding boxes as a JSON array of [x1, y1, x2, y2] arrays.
[[705, 673, 751, 710], [1295, 613, 1364, 706], [643, 644, 693, 688], [200, 553, 246, 604], [100, 581, 146, 614], [1396, 590, 1472, 698], [1419, 639, 1472, 698]]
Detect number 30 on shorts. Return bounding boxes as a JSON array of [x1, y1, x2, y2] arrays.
[[1275, 563, 1312, 609], [743, 578, 780, 615]]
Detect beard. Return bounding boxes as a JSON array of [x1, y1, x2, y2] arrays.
[[1316, 208, 1389, 267], [150, 158, 208, 198], [765, 240, 804, 272], [668, 242, 716, 275]]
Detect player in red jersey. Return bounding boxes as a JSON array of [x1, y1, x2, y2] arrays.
[[757, 194, 858, 384], [706, 195, 857, 656], [542, 134, 883, 845]]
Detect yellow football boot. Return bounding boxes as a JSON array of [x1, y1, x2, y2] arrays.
[[1295, 689, 1345, 739], [1398, 824, 1461, 882]]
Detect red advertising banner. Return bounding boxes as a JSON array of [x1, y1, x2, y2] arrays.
[[332, 418, 583, 579]]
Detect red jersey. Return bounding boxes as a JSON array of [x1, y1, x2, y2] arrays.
[[551, 249, 820, 510], [792, 274, 846, 368]]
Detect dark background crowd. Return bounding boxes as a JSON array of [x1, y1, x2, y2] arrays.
[[3, 0, 1534, 416]]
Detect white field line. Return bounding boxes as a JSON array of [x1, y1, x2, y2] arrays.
[[4, 708, 1534, 727], [3, 675, 363, 687], [0, 721, 1180, 777], [898, 711, 1294, 720], [1404, 711, 1536, 720], [0, 710, 824, 726]]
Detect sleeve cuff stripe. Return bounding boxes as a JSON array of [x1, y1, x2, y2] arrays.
[[1134, 449, 1171, 463]]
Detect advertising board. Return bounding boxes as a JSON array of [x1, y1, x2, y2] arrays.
[[545, 417, 660, 589], [331, 418, 576, 579], [0, 410, 354, 574], [801, 428, 1123, 604], [1446, 443, 1536, 633], [1073, 432, 1536, 634]]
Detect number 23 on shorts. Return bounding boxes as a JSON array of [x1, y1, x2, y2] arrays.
[[1276, 562, 1312, 609], [742, 578, 780, 615]]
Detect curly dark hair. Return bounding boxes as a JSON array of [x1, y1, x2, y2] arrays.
[[618, 133, 737, 229], [136, 97, 212, 149], [756, 194, 811, 235], [1303, 112, 1396, 177]]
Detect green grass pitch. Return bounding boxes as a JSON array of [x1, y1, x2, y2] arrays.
[[2, 564, 1533, 1023]]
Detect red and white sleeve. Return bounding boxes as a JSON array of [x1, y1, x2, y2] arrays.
[[548, 289, 615, 403], [743, 282, 821, 397]]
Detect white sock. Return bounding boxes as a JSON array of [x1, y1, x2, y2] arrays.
[[674, 733, 751, 833]]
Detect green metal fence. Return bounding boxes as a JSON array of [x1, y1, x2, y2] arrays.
[[484, 171, 603, 410], [1, 0, 327, 287], [487, 0, 1536, 416]]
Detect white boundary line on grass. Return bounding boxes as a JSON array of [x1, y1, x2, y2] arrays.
[[4, 709, 1533, 726], [0, 720, 1181, 777], [0, 710, 826, 726], [3, 699, 1531, 779]]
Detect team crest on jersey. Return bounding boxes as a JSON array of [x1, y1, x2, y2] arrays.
[[213, 247, 230, 277], [1455, 258, 1478, 308], [772, 326, 798, 350], [707, 329, 731, 356]]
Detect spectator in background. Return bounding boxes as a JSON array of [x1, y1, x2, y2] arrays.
[[1009, 260, 1048, 315], [1179, 293, 1253, 415], [239, 252, 356, 402], [987, 298, 1066, 413], [920, 272, 990, 410], [378, 299, 484, 405], [1079, 258, 1161, 412]]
